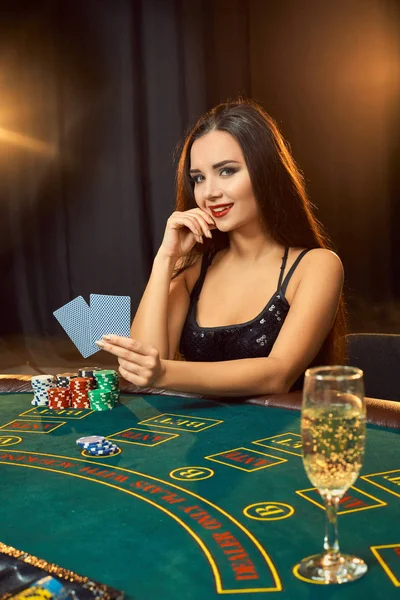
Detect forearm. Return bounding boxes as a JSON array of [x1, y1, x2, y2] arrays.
[[158, 356, 290, 397], [130, 252, 177, 359]]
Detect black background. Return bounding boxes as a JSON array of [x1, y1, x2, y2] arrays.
[[0, 0, 399, 369]]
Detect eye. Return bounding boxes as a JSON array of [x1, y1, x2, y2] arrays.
[[220, 167, 236, 176], [191, 174, 204, 184]]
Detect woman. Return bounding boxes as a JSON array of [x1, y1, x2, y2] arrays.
[[96, 99, 346, 396]]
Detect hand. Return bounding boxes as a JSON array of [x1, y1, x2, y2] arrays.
[[96, 335, 165, 388], [159, 208, 216, 259]]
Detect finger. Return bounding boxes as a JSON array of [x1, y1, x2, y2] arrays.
[[169, 215, 203, 242], [118, 358, 142, 373], [97, 335, 158, 358], [192, 208, 216, 227], [180, 215, 206, 241], [179, 213, 211, 239], [119, 355, 157, 373], [118, 365, 147, 388], [190, 214, 214, 239], [97, 340, 150, 365]]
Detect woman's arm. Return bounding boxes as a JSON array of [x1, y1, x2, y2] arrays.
[[158, 355, 286, 396], [130, 252, 184, 359], [99, 249, 344, 396], [130, 208, 214, 359]]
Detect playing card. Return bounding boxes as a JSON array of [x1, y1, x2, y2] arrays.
[[90, 294, 131, 343], [53, 296, 100, 358]]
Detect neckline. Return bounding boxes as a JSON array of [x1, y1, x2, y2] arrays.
[[194, 290, 289, 331]]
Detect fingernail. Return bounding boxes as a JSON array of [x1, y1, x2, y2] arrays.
[[206, 230, 212, 238], [103, 334, 112, 340], [96, 340, 105, 347]]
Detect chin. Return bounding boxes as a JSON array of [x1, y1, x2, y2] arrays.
[[214, 223, 235, 233]]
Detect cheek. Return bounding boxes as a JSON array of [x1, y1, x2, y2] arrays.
[[229, 175, 255, 202], [194, 188, 204, 208]]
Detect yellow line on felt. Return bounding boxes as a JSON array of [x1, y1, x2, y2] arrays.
[[0, 450, 282, 593]]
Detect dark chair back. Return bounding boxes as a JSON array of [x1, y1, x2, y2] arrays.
[[346, 333, 400, 401]]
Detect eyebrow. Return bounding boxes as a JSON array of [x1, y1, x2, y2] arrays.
[[189, 159, 240, 174]]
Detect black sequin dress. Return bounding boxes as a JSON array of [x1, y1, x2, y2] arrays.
[[179, 247, 310, 390]]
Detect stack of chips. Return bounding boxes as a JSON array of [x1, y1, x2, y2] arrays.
[[76, 435, 120, 456], [55, 372, 77, 388], [88, 390, 114, 411], [69, 377, 92, 409], [48, 387, 71, 410], [94, 370, 119, 396], [31, 375, 56, 406], [79, 367, 101, 389], [88, 370, 120, 411]]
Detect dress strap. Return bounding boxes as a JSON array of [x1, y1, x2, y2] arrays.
[[277, 247, 289, 290], [191, 251, 213, 301], [280, 249, 310, 296]]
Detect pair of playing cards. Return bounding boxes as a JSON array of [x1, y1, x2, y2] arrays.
[[53, 295, 131, 358]]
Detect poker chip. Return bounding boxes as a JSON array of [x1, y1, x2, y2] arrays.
[[48, 387, 71, 410], [91, 370, 120, 410], [76, 435, 120, 456], [76, 435, 105, 447], [31, 399, 48, 407], [88, 391, 114, 411], [55, 372, 77, 388], [82, 440, 115, 451], [31, 375, 56, 384], [69, 377, 92, 409], [29, 369, 119, 412], [79, 366, 101, 376], [79, 367, 101, 389], [31, 374, 56, 406], [85, 443, 119, 456]]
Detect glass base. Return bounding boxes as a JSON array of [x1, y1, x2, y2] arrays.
[[297, 552, 368, 584]]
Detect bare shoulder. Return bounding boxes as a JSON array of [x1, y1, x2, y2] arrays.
[[301, 248, 344, 278]]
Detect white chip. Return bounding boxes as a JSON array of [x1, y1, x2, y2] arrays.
[[76, 435, 105, 447]]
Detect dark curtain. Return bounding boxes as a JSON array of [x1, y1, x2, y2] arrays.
[[0, 0, 399, 370]]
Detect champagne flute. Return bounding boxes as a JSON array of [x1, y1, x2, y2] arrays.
[[298, 365, 368, 583]]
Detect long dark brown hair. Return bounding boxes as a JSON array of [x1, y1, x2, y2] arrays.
[[173, 98, 347, 365]]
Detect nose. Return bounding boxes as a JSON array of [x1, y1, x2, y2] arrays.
[[202, 177, 223, 201]]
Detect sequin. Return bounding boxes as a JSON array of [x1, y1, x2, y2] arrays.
[[179, 249, 304, 362]]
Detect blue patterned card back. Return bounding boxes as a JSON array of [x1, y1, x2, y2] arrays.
[[89, 294, 131, 343], [53, 296, 100, 358]]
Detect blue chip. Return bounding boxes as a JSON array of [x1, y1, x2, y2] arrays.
[[86, 444, 119, 456], [81, 440, 114, 450]]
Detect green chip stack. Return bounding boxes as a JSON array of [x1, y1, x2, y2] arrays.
[[89, 370, 120, 411]]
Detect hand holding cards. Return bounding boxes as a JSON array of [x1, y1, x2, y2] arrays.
[[53, 294, 131, 358]]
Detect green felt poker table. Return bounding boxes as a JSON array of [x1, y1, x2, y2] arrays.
[[0, 385, 399, 599]]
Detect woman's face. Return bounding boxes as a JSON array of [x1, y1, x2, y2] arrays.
[[189, 130, 260, 232]]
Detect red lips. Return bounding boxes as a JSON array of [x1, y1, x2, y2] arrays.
[[209, 204, 233, 218]]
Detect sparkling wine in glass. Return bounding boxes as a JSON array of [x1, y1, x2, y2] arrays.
[[298, 365, 368, 584]]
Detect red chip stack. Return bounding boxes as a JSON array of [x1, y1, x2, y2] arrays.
[[69, 377, 92, 409], [48, 387, 71, 410]]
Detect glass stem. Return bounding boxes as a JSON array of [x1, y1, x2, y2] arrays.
[[322, 494, 340, 563]]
